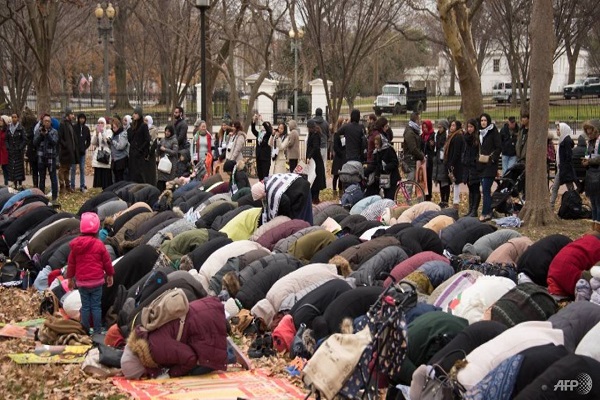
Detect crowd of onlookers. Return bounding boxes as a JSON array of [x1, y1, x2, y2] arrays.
[[1, 105, 599, 229]]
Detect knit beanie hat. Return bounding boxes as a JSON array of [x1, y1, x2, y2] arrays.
[[272, 314, 297, 353], [437, 119, 449, 131], [133, 106, 143, 117], [490, 283, 558, 327], [80, 212, 100, 234], [121, 345, 146, 379], [251, 181, 266, 201]]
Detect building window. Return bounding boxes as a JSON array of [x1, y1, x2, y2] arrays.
[[493, 59, 500, 72]]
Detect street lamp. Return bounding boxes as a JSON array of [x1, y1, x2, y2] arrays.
[[95, 2, 116, 116], [289, 28, 304, 121], [195, 0, 211, 122]]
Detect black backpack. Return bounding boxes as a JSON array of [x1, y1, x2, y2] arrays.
[[558, 190, 592, 220]]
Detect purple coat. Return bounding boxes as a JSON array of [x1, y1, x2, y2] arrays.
[[147, 297, 227, 376], [256, 219, 311, 250]]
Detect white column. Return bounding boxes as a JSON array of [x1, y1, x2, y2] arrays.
[[309, 79, 333, 118], [255, 78, 278, 123], [195, 83, 202, 120]]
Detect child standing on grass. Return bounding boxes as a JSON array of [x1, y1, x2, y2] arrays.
[[67, 212, 114, 334]]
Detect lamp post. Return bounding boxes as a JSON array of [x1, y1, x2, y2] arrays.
[[94, 2, 116, 116], [288, 28, 304, 121], [195, 0, 211, 122]]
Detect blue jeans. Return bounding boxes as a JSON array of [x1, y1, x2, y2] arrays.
[[502, 155, 517, 175], [591, 195, 600, 222], [79, 285, 103, 333], [38, 161, 58, 200], [70, 154, 86, 189], [481, 177, 494, 216]]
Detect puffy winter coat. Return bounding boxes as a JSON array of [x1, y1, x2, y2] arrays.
[[197, 240, 266, 291], [334, 236, 402, 272], [249, 216, 290, 242], [159, 229, 209, 263], [181, 236, 232, 272], [208, 248, 270, 296], [384, 251, 450, 287], [291, 279, 353, 329], [310, 235, 362, 265], [350, 246, 409, 286], [547, 234, 600, 297], [128, 297, 227, 377], [288, 230, 337, 264], [395, 227, 444, 255], [219, 207, 262, 241], [423, 215, 455, 235], [445, 223, 496, 256], [439, 216, 480, 248], [462, 229, 522, 262], [252, 263, 341, 327], [255, 219, 310, 251], [396, 201, 441, 224], [549, 302, 600, 352], [486, 236, 534, 265], [273, 226, 324, 254], [66, 235, 114, 288], [313, 205, 349, 226], [236, 254, 302, 310], [517, 234, 572, 287]]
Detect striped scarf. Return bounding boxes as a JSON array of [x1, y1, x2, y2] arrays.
[[262, 173, 300, 223]]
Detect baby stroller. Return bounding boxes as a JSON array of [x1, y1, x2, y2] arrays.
[[491, 163, 526, 215], [339, 161, 366, 209]]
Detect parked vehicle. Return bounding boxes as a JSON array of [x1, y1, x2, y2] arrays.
[[563, 77, 600, 99], [492, 81, 530, 103], [373, 82, 427, 115]]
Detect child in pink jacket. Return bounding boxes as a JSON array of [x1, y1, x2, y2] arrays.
[[67, 212, 114, 334]]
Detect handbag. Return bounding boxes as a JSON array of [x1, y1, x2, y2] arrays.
[[379, 173, 391, 189], [96, 148, 110, 165], [98, 343, 123, 368], [478, 154, 490, 164], [157, 155, 173, 174], [413, 350, 467, 400]]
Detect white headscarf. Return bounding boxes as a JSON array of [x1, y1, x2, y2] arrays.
[[97, 117, 106, 133], [145, 115, 153, 128], [123, 115, 132, 130], [557, 122, 572, 145]]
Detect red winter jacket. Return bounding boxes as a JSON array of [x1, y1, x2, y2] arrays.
[[66, 235, 114, 288], [146, 297, 228, 377], [547, 235, 600, 297], [0, 128, 8, 165]]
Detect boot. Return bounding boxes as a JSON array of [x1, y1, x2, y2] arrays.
[[465, 192, 474, 216], [471, 192, 481, 218]]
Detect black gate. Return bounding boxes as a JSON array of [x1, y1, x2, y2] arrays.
[[272, 89, 310, 124]]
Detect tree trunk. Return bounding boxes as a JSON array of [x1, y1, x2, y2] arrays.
[[36, 73, 51, 116], [566, 43, 580, 85], [437, 0, 483, 118], [113, 4, 131, 110], [519, 0, 557, 227]]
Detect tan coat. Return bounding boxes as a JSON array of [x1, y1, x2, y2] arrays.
[[287, 129, 300, 160], [486, 236, 534, 264]]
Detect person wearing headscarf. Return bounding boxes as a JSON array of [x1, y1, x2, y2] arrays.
[[108, 116, 129, 183], [91, 117, 113, 189], [444, 120, 465, 210], [432, 119, 450, 207], [476, 113, 501, 221], [156, 125, 179, 192], [550, 122, 577, 209], [7, 112, 26, 190], [269, 122, 290, 175], [128, 107, 155, 185], [144, 115, 159, 165], [122, 115, 132, 132], [364, 134, 399, 200], [250, 114, 271, 180]]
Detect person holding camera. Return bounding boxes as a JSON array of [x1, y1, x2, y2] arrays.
[[251, 114, 272, 180], [33, 114, 59, 203], [269, 122, 289, 175], [225, 121, 246, 162]]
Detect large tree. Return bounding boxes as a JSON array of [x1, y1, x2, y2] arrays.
[[519, 0, 556, 226], [296, 0, 405, 125], [0, 0, 88, 114], [436, 0, 483, 118]]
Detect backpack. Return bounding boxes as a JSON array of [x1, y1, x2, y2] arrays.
[[140, 288, 189, 333], [341, 184, 364, 208], [558, 190, 592, 220]]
